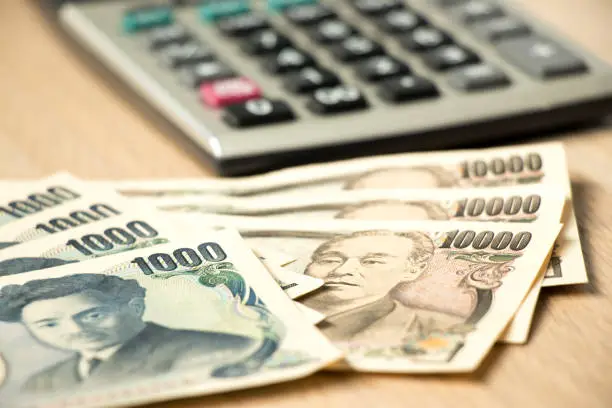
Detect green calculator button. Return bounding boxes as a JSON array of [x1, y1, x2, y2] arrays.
[[267, 0, 318, 12], [200, 1, 250, 22], [123, 6, 173, 33]]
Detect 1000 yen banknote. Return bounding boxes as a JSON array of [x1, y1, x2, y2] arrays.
[[0, 173, 98, 230], [176, 217, 560, 372], [108, 142, 584, 287], [0, 191, 139, 249], [0, 231, 342, 407], [0, 212, 324, 302], [0, 213, 176, 278]]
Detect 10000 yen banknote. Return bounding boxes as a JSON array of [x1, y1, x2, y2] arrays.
[[105, 143, 568, 198], [0, 231, 341, 407], [107, 142, 585, 288], [176, 213, 549, 344], [142, 186, 566, 225], [170, 217, 560, 372]]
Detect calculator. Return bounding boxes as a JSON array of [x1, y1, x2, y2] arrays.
[[45, 0, 612, 175]]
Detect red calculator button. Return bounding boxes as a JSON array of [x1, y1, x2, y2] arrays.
[[200, 77, 262, 108]]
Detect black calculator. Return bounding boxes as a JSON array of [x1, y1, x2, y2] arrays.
[[44, 0, 612, 175]]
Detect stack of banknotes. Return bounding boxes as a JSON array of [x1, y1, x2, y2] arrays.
[[0, 141, 585, 407]]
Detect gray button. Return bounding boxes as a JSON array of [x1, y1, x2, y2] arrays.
[[451, 1, 504, 23], [437, 0, 468, 7], [471, 16, 530, 41], [496, 36, 588, 78], [448, 63, 510, 91]]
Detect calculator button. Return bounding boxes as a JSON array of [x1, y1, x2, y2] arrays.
[[356, 56, 410, 81], [217, 13, 269, 37], [352, 0, 404, 16], [285, 4, 336, 26], [422, 45, 479, 70], [378, 75, 439, 103], [400, 27, 452, 52], [268, 0, 318, 11], [437, 0, 469, 6], [283, 67, 340, 93], [471, 17, 531, 41], [223, 99, 296, 127], [331, 36, 385, 62], [307, 85, 368, 114], [200, 1, 250, 22], [495, 36, 588, 79], [311, 20, 355, 43], [159, 42, 214, 68], [447, 63, 510, 91], [200, 77, 262, 108], [451, 1, 504, 23], [242, 30, 292, 55], [377, 10, 423, 33], [264, 47, 316, 73], [149, 25, 190, 50], [180, 61, 234, 88], [123, 6, 173, 33]]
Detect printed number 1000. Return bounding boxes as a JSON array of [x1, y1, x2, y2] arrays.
[[133, 243, 227, 275]]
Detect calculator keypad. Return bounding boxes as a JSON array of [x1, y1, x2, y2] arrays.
[[116, 0, 594, 135]]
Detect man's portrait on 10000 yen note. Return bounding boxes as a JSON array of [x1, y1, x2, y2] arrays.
[[299, 230, 514, 362]]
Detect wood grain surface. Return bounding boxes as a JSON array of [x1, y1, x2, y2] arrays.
[[1, 1, 612, 407]]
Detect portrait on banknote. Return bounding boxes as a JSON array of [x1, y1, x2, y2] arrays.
[[335, 200, 450, 221], [0, 257, 300, 399], [0, 273, 264, 393], [344, 166, 460, 190], [245, 228, 526, 363]]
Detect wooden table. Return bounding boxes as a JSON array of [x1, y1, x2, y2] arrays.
[[1, 1, 612, 407]]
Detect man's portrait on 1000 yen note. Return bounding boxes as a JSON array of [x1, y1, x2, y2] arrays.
[[0, 273, 262, 394]]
